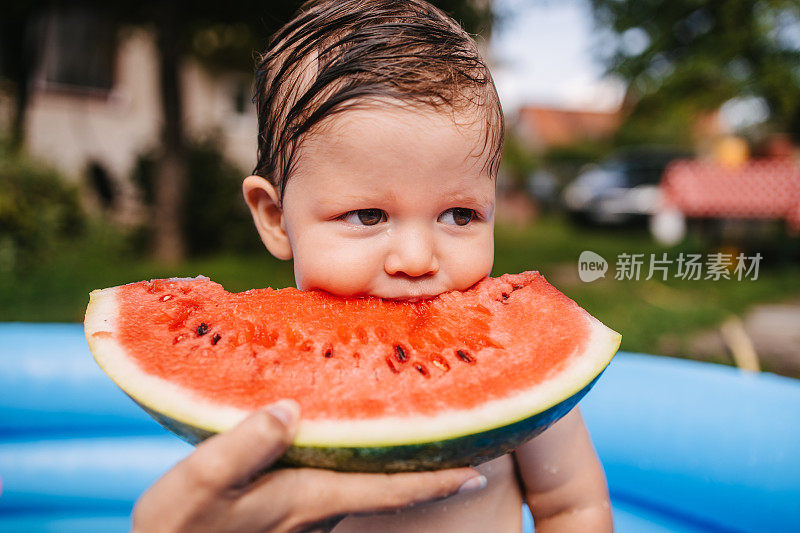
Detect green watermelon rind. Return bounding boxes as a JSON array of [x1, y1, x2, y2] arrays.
[[134, 374, 603, 472], [85, 282, 621, 471]]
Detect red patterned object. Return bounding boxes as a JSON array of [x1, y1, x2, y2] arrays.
[[661, 159, 800, 233]]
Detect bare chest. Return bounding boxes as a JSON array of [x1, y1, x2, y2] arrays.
[[333, 455, 524, 533]]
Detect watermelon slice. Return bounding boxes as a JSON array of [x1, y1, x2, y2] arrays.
[[84, 271, 620, 472]]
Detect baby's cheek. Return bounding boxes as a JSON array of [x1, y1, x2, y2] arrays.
[[293, 241, 377, 295], [445, 233, 494, 289]]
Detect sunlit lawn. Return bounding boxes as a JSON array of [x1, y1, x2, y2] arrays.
[[2, 215, 799, 369]]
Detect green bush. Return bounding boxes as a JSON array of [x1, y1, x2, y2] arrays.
[[132, 139, 261, 256], [0, 150, 85, 273]]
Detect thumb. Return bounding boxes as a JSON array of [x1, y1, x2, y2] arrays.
[[184, 399, 300, 493]]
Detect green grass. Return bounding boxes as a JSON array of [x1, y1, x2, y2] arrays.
[[3, 216, 799, 366]]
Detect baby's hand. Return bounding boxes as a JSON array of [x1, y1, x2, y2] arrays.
[[132, 400, 486, 533]]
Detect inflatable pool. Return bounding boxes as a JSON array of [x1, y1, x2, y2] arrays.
[[1, 323, 799, 532]]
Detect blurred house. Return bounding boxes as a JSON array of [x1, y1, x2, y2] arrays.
[[513, 104, 729, 154], [2, 8, 257, 222], [514, 105, 622, 152]]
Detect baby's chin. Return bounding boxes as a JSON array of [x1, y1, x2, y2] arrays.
[[328, 291, 445, 302], [381, 294, 441, 303], [349, 287, 465, 302], [300, 286, 450, 302], [297, 275, 489, 302]]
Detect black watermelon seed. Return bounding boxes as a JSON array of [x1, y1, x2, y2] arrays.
[[324, 347, 333, 358], [456, 349, 475, 363], [386, 356, 401, 373], [513, 284, 523, 290], [211, 333, 221, 345], [414, 363, 430, 377], [197, 323, 209, 336], [394, 345, 408, 362]]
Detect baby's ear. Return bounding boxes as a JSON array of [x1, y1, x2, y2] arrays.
[[242, 176, 293, 260]]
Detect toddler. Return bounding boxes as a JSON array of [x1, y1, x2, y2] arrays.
[[242, 1, 613, 531]]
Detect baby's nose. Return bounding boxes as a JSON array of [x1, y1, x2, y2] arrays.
[[384, 227, 439, 278]]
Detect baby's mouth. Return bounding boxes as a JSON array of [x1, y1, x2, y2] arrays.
[[383, 293, 441, 302]]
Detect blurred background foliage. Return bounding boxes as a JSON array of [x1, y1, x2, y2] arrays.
[[131, 138, 260, 257], [0, 143, 85, 274], [590, 0, 800, 145]]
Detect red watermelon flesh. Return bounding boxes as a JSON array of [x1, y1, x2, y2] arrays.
[[85, 271, 620, 471]]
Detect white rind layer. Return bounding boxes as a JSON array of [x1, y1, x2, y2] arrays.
[[85, 286, 621, 447]]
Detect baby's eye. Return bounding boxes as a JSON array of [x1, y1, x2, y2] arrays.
[[439, 207, 476, 226], [340, 209, 386, 226]]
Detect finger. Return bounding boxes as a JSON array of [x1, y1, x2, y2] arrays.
[[240, 466, 486, 528], [182, 399, 300, 493]]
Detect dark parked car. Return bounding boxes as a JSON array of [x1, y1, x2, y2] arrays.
[[563, 148, 692, 225]]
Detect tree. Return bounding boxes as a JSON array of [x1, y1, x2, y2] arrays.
[[589, 0, 800, 145], [0, 0, 493, 264], [0, 2, 47, 151]]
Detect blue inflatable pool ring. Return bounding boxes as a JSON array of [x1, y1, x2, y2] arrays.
[[1, 323, 799, 532]]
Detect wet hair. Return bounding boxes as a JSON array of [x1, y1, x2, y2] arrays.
[[252, 0, 504, 206]]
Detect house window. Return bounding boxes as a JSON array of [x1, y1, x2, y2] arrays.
[[41, 8, 116, 92], [233, 78, 251, 115]]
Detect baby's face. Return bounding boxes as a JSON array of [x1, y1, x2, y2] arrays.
[[280, 105, 495, 300]]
